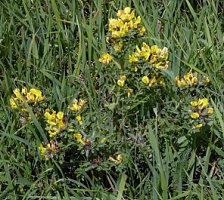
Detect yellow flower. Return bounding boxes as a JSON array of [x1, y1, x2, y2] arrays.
[[131, 66, 138, 72], [99, 53, 113, 64], [49, 130, 57, 138], [100, 137, 107, 143], [11, 88, 44, 104], [76, 115, 83, 124], [79, 99, 85, 108], [112, 30, 127, 38], [44, 110, 56, 124], [57, 119, 65, 129], [149, 55, 157, 64], [198, 98, 209, 109], [27, 93, 35, 101], [76, 115, 82, 121], [109, 18, 119, 31], [129, 52, 139, 63], [117, 7, 135, 21], [127, 88, 133, 97], [38, 144, 47, 157], [57, 111, 64, 120], [183, 72, 191, 83], [38, 141, 58, 160], [74, 133, 85, 144], [13, 88, 24, 102], [109, 19, 124, 37], [22, 87, 28, 95], [74, 133, 90, 144], [203, 76, 210, 84], [21, 108, 28, 113], [148, 75, 157, 86], [190, 101, 198, 107], [9, 97, 18, 109], [176, 77, 187, 88], [128, 16, 141, 29], [207, 107, 214, 114], [68, 100, 79, 111], [134, 16, 141, 26], [154, 61, 169, 70], [120, 75, 126, 81], [29, 88, 44, 102], [191, 112, 200, 119], [151, 45, 160, 54], [140, 42, 151, 60], [191, 76, 198, 85], [117, 80, 125, 87], [109, 7, 144, 39], [142, 76, 149, 85], [116, 154, 123, 164], [176, 71, 199, 87], [117, 75, 126, 87], [44, 110, 65, 137], [193, 123, 203, 129], [160, 47, 168, 59], [159, 80, 164, 86], [114, 41, 124, 52], [68, 98, 85, 112], [109, 154, 123, 164], [138, 26, 146, 36], [109, 18, 129, 38]]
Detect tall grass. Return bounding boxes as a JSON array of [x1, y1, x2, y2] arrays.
[[0, 0, 224, 199]]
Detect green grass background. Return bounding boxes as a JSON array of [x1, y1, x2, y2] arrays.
[[0, 0, 224, 199]]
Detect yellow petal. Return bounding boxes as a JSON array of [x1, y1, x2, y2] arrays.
[[191, 112, 200, 119], [142, 76, 149, 85]]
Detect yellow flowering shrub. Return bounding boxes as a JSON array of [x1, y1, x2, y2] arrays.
[[98, 6, 170, 117], [7, 7, 218, 194], [108, 7, 145, 39], [97, 7, 217, 155]]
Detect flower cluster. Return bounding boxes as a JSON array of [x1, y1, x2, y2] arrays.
[[38, 141, 59, 160], [142, 73, 165, 87], [116, 76, 136, 97], [109, 7, 145, 39], [175, 70, 210, 88], [44, 109, 66, 137], [113, 41, 124, 53], [98, 7, 169, 101], [98, 53, 113, 64], [99, 7, 146, 64], [68, 98, 85, 112], [73, 132, 90, 145], [109, 154, 123, 164], [68, 98, 85, 125], [190, 98, 214, 128], [129, 43, 169, 70], [10, 87, 44, 111], [117, 75, 127, 87]]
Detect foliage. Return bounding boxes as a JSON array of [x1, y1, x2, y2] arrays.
[[0, 0, 224, 199]]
